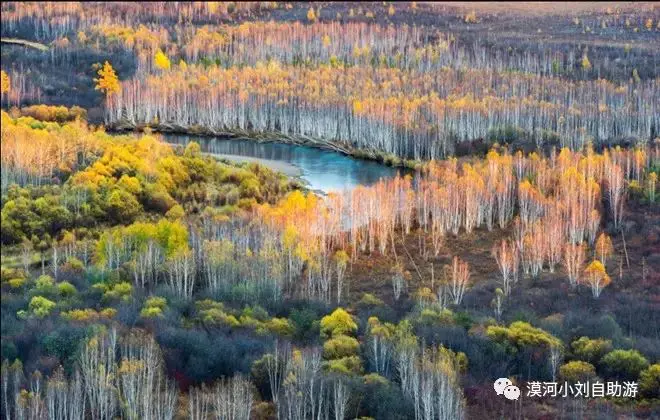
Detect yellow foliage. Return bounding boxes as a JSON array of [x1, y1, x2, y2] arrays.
[[353, 99, 364, 114], [265, 318, 294, 336], [118, 359, 145, 374], [334, 250, 349, 267], [103, 282, 133, 301], [154, 49, 171, 70], [416, 287, 437, 304], [325, 355, 362, 374], [1, 70, 9, 94], [94, 61, 120, 96], [584, 260, 608, 278], [320, 308, 357, 337], [62, 308, 102, 322], [140, 306, 164, 318], [145, 296, 167, 309], [100, 308, 117, 318], [307, 7, 316, 22], [207, 1, 220, 14], [583, 260, 612, 296], [323, 335, 360, 359], [7, 278, 26, 289], [595, 233, 613, 263], [282, 225, 299, 250]]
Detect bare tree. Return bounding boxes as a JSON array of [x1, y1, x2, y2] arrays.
[[79, 328, 118, 420], [264, 341, 291, 412], [45, 367, 85, 420], [213, 375, 254, 420], [2, 359, 10, 420], [392, 265, 406, 301], [563, 242, 585, 287], [167, 249, 196, 299], [548, 345, 563, 382], [118, 330, 177, 420], [331, 376, 349, 420], [446, 256, 470, 305], [408, 347, 465, 420], [188, 384, 212, 420], [394, 322, 418, 397], [281, 348, 325, 420], [334, 251, 348, 304], [492, 239, 518, 296], [604, 161, 625, 229], [491, 288, 505, 322], [20, 239, 32, 276], [367, 318, 394, 378]]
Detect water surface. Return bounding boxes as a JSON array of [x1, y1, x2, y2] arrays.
[[165, 134, 402, 192]]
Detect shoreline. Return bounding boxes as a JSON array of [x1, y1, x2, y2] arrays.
[[107, 121, 423, 170], [201, 152, 303, 178]]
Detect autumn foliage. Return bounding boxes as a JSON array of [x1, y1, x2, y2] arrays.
[[94, 61, 120, 96]]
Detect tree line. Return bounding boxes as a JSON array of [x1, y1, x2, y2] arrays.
[[106, 61, 657, 160]]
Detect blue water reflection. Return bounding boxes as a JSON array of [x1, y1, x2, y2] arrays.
[[164, 134, 403, 192]]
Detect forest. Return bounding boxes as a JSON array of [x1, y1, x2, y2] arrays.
[[1, 2, 659, 420]]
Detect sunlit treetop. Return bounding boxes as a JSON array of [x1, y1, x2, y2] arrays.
[[94, 61, 120, 96]]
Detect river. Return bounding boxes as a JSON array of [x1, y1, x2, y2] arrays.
[[164, 134, 403, 193]]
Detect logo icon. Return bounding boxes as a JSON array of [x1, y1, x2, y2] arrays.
[[503, 384, 521, 400], [494, 378, 512, 395], [494, 378, 520, 400]]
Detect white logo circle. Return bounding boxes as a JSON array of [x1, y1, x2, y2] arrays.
[[503, 385, 521, 401], [494, 378, 512, 395]]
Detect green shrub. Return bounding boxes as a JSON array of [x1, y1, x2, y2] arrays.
[[144, 296, 167, 309], [417, 308, 455, 326], [358, 293, 384, 307], [265, 318, 294, 336], [57, 281, 77, 297], [140, 306, 164, 318], [559, 361, 597, 382], [62, 257, 85, 273], [103, 282, 133, 301], [487, 321, 562, 352], [323, 335, 360, 359], [7, 278, 27, 289], [320, 308, 357, 338], [35, 275, 55, 290], [571, 337, 612, 364], [600, 349, 649, 380], [28, 296, 57, 318], [638, 364, 660, 399], [325, 355, 362, 374]]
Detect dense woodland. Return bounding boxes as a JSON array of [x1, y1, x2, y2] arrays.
[[1, 2, 659, 420]]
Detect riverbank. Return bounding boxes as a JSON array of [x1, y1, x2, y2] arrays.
[[0, 37, 48, 51], [108, 121, 423, 170], [207, 152, 303, 177], [206, 151, 318, 194]]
